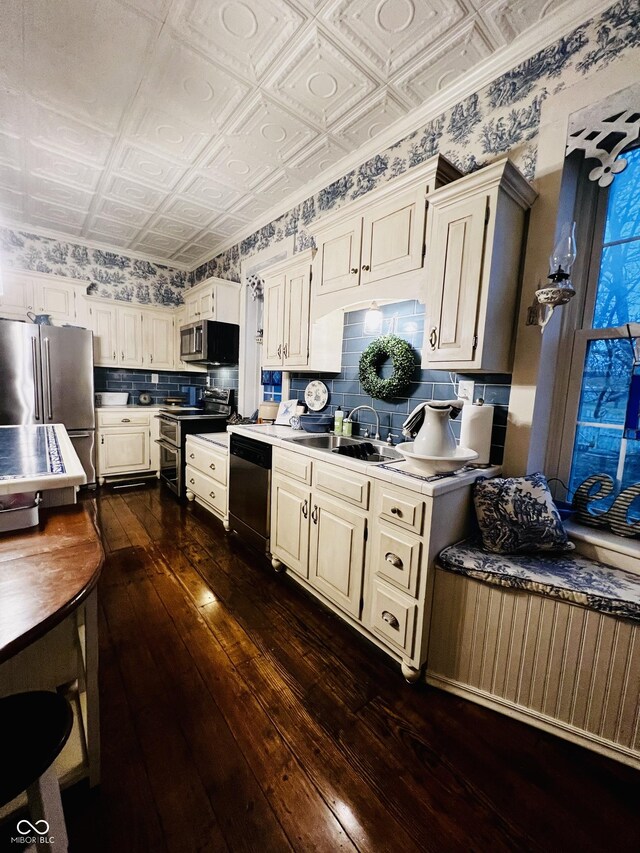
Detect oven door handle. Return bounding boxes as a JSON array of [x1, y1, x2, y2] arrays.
[[155, 439, 178, 451]]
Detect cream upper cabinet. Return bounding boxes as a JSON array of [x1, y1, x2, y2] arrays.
[[117, 307, 144, 368], [311, 155, 460, 313], [422, 158, 537, 373], [145, 310, 174, 370], [90, 303, 118, 366], [262, 250, 313, 370], [183, 277, 241, 324], [0, 271, 86, 324]]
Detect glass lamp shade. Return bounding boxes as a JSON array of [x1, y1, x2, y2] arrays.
[[549, 221, 577, 275], [363, 302, 383, 336]]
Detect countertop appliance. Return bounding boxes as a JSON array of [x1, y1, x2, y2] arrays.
[[156, 388, 233, 499], [179, 319, 239, 364], [228, 433, 272, 554], [0, 318, 96, 486]]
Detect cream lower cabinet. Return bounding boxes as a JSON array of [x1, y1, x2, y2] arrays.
[[185, 436, 229, 522], [268, 443, 473, 682], [96, 408, 160, 484]]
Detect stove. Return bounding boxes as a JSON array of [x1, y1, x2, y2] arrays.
[[156, 389, 233, 499]]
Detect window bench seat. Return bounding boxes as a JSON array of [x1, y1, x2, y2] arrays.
[[427, 540, 640, 768]]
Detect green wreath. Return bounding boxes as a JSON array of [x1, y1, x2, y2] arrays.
[[359, 334, 415, 400]]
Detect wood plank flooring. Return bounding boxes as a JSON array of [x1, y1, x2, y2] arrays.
[[18, 486, 640, 851]]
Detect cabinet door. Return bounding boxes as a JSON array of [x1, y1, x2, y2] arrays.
[[309, 494, 366, 618], [145, 311, 174, 370], [212, 282, 240, 324], [118, 308, 144, 367], [34, 280, 76, 322], [89, 303, 118, 366], [271, 476, 310, 578], [198, 289, 214, 320], [425, 193, 488, 364], [315, 217, 362, 295], [283, 268, 310, 368], [262, 274, 285, 367], [184, 293, 201, 322], [97, 428, 150, 475], [0, 272, 34, 318], [360, 187, 426, 285]]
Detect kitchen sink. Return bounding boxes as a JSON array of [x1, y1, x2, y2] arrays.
[[284, 434, 402, 463]]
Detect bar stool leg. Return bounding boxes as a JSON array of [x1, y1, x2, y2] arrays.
[[26, 764, 68, 853]]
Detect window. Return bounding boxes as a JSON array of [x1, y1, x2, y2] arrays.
[[561, 146, 640, 510], [261, 369, 282, 403]]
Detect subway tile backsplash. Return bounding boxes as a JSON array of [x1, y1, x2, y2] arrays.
[[290, 300, 511, 465], [94, 365, 239, 406]]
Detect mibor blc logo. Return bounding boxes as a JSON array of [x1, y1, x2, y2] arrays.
[[11, 818, 55, 845]]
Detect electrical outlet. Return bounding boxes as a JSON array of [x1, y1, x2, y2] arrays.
[[458, 380, 475, 402], [151, 373, 159, 384]]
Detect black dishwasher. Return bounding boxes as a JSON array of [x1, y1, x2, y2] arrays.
[[228, 434, 272, 554]]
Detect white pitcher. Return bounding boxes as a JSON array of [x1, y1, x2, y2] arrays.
[[413, 400, 462, 457]]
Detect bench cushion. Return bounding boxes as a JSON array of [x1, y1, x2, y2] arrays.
[[437, 540, 640, 622]]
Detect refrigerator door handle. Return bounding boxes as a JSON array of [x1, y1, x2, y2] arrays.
[[31, 337, 41, 421], [43, 337, 53, 420]]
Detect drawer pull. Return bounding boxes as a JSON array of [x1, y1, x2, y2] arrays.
[[190, 478, 195, 485], [429, 327, 438, 350], [189, 453, 195, 458], [382, 611, 400, 630], [121, 418, 131, 423], [385, 552, 403, 569], [209, 491, 215, 499], [311, 505, 318, 525], [209, 463, 216, 470], [390, 506, 403, 517]]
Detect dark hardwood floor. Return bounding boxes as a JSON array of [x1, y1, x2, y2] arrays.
[[26, 486, 640, 850]]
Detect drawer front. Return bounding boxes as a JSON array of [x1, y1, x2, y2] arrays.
[[372, 525, 422, 597], [97, 410, 151, 427], [370, 581, 417, 656], [186, 466, 227, 516], [273, 448, 312, 485], [378, 486, 425, 534], [186, 442, 227, 485], [314, 462, 370, 509]]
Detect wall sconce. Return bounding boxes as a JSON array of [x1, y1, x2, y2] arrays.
[[363, 301, 383, 336], [526, 222, 577, 332]]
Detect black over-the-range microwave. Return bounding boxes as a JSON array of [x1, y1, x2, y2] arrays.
[[179, 320, 240, 364]]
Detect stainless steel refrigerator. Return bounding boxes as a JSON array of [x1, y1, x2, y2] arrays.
[[0, 318, 96, 485]]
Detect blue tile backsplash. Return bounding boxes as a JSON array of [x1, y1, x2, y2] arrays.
[[289, 301, 510, 465], [94, 366, 239, 406]]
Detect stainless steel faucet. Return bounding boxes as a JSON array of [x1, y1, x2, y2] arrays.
[[349, 405, 381, 440]]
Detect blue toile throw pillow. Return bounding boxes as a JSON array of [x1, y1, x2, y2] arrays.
[[473, 472, 574, 554]]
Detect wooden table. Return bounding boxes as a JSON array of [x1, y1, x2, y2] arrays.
[[0, 502, 104, 788]]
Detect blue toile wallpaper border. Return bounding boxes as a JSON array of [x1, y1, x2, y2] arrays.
[[0, 1, 638, 306]]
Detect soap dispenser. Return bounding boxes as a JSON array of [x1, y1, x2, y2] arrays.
[[334, 406, 344, 435]]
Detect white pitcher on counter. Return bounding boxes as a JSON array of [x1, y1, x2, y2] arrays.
[[411, 399, 463, 457]]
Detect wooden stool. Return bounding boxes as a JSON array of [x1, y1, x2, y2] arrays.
[[0, 691, 73, 852]]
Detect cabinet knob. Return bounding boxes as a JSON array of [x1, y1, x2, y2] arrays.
[[390, 506, 403, 517], [190, 478, 195, 485], [209, 491, 216, 499], [189, 453, 195, 459], [385, 552, 403, 569], [101, 435, 104, 445], [429, 327, 438, 350], [350, 268, 358, 274], [209, 463, 216, 470], [361, 264, 370, 271], [382, 611, 400, 630]]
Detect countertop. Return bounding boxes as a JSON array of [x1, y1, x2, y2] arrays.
[[0, 501, 104, 662], [226, 424, 497, 497], [0, 424, 87, 496], [190, 432, 230, 450]]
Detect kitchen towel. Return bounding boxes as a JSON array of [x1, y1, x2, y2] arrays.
[[460, 402, 494, 466]]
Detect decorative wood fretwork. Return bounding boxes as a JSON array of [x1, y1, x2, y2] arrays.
[[566, 107, 640, 187]]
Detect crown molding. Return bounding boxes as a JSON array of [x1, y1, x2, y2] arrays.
[[195, 0, 612, 269]]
